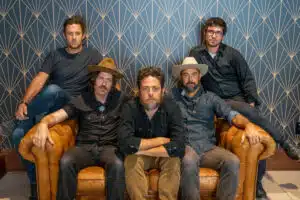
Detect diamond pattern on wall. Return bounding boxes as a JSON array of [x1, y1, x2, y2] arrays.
[[0, 0, 299, 149]]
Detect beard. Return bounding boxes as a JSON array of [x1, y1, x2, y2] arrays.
[[142, 96, 163, 111], [183, 82, 200, 93]]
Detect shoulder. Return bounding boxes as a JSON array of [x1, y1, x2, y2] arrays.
[[222, 44, 243, 56], [84, 47, 100, 56], [162, 94, 180, 112], [68, 93, 93, 111], [189, 45, 202, 55]]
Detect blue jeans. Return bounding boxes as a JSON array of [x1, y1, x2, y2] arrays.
[[12, 84, 71, 184]]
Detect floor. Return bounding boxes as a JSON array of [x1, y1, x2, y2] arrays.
[[0, 171, 300, 200]]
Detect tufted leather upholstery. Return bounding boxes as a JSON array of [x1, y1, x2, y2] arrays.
[[19, 118, 276, 200]]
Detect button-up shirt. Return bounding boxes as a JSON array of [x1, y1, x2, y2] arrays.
[[63, 90, 128, 149], [118, 96, 185, 158], [172, 87, 239, 155], [189, 43, 261, 105]]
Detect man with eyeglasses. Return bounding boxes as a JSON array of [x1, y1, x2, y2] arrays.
[[189, 17, 300, 199], [32, 58, 128, 200]]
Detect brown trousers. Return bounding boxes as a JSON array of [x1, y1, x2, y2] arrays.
[[124, 155, 180, 200]]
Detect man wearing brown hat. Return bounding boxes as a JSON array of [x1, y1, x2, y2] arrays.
[[171, 57, 263, 200], [32, 58, 128, 200]]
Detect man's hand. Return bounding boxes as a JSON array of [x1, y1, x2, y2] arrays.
[[15, 103, 28, 120], [32, 122, 54, 151], [241, 123, 263, 145], [249, 102, 255, 107]]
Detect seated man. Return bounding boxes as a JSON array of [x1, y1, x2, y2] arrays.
[[32, 58, 127, 200], [189, 17, 300, 199], [13, 15, 101, 199], [172, 57, 263, 200], [118, 67, 185, 200]]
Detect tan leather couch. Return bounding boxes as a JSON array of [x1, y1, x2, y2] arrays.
[[19, 118, 275, 200]]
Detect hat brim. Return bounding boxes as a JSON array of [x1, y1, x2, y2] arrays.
[[172, 64, 208, 78], [88, 65, 124, 79]]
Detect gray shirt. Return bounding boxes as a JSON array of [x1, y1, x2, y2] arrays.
[[172, 87, 239, 156]]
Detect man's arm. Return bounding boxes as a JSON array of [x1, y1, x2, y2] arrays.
[[15, 72, 49, 120], [231, 114, 263, 145], [137, 97, 186, 158], [211, 93, 263, 145], [33, 109, 69, 150], [118, 102, 170, 156], [136, 146, 169, 157], [233, 50, 260, 106]]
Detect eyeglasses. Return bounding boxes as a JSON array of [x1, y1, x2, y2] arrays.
[[97, 76, 113, 84], [206, 30, 223, 37]]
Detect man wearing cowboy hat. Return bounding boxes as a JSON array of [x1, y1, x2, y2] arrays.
[[171, 57, 263, 200], [32, 58, 128, 200], [190, 17, 300, 199]]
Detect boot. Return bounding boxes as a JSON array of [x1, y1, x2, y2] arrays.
[[282, 140, 300, 160], [29, 183, 37, 200], [256, 181, 267, 199]]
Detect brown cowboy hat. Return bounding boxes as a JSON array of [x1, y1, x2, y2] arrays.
[[172, 57, 208, 78], [88, 57, 124, 79]]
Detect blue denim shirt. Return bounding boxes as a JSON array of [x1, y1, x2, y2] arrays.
[[172, 87, 239, 155]]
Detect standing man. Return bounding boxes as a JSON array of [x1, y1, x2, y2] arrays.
[[172, 57, 263, 200], [118, 67, 185, 200], [32, 58, 127, 200], [189, 17, 300, 199], [13, 15, 101, 200]]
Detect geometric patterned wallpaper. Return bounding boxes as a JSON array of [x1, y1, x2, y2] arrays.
[[0, 0, 299, 149]]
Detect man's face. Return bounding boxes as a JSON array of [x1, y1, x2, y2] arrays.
[[181, 68, 201, 92], [139, 76, 164, 111], [64, 24, 85, 50], [204, 25, 224, 48], [94, 72, 113, 96]]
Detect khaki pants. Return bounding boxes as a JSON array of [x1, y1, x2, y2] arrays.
[[124, 155, 180, 200]]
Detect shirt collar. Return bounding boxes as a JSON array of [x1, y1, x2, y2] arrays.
[[199, 43, 226, 57]]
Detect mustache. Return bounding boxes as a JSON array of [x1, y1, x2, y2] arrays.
[[187, 82, 196, 85], [99, 86, 108, 90]]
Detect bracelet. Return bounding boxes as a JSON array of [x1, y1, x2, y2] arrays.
[[20, 100, 28, 106]]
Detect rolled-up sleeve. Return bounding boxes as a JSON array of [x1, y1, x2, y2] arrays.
[[211, 92, 240, 124], [118, 102, 141, 156], [163, 98, 185, 158]]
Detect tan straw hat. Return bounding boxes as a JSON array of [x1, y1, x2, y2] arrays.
[[172, 57, 208, 78]]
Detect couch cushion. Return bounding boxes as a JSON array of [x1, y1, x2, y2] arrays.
[[76, 166, 219, 199]]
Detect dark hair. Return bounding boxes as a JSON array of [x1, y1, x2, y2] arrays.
[[201, 17, 227, 44], [137, 67, 165, 88], [63, 15, 86, 34], [89, 72, 117, 90]]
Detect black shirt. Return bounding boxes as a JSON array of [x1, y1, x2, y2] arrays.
[[118, 96, 185, 158], [40, 47, 101, 97], [190, 43, 261, 105], [62, 90, 128, 149]]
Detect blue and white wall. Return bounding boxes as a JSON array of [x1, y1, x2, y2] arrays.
[[0, 0, 300, 149]]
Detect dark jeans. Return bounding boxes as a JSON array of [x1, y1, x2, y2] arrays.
[[11, 84, 70, 184], [180, 146, 240, 200], [225, 100, 284, 184], [56, 145, 125, 200]]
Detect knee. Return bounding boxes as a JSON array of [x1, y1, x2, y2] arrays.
[[41, 84, 63, 97], [59, 153, 75, 170], [224, 154, 240, 173], [12, 127, 26, 147], [108, 157, 124, 172], [182, 153, 198, 172]]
